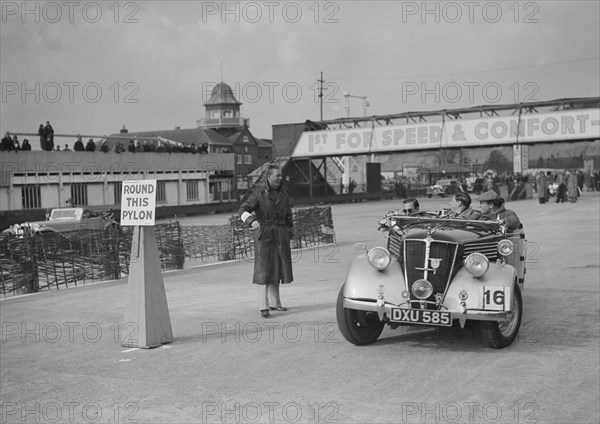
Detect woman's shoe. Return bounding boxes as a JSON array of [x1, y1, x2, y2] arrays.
[[269, 306, 288, 311], [260, 309, 270, 318]]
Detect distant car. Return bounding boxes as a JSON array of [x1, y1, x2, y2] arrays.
[[337, 213, 526, 349], [426, 179, 462, 198], [2, 208, 117, 237]]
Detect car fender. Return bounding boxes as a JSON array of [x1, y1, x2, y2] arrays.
[[444, 264, 518, 311], [343, 253, 406, 304]]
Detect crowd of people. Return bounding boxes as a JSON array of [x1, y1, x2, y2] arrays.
[[1, 132, 31, 151], [1, 126, 228, 154]]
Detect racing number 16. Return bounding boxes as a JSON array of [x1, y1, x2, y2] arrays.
[[483, 287, 505, 310]]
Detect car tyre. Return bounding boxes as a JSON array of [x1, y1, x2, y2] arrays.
[[336, 285, 385, 346], [479, 284, 522, 349]]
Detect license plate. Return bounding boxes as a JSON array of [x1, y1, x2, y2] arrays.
[[390, 308, 452, 326]]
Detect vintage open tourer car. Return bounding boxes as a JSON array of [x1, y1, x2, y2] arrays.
[[2, 207, 117, 237], [337, 213, 526, 348]]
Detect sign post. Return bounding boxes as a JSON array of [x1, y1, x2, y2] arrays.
[[120, 179, 173, 348]]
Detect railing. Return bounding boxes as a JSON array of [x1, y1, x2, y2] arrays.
[[0, 205, 335, 297], [196, 117, 247, 128]]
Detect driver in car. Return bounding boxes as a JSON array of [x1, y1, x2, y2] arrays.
[[378, 199, 423, 233], [400, 198, 422, 216]]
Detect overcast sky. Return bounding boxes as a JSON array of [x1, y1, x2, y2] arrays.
[[1, 1, 599, 145]]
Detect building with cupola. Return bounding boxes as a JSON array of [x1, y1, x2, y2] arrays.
[[0, 82, 272, 226], [103, 81, 273, 199]]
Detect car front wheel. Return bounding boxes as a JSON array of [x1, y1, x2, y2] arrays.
[[479, 284, 522, 349], [336, 285, 385, 346]]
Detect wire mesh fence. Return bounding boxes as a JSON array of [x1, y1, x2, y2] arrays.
[[0, 205, 335, 297]]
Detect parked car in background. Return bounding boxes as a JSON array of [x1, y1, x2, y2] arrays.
[[2, 208, 117, 237], [426, 179, 463, 197], [337, 213, 526, 348]]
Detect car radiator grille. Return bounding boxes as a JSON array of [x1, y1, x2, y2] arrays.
[[462, 241, 498, 261], [404, 239, 458, 308], [387, 232, 402, 259]]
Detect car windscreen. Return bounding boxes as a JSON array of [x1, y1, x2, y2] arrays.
[[50, 210, 78, 220]]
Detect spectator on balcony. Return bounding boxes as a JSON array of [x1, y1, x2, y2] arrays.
[[44, 121, 54, 151], [12, 135, 20, 151], [100, 140, 109, 152], [114, 142, 125, 153], [73, 136, 85, 151], [1, 132, 14, 151], [85, 138, 96, 152], [21, 139, 32, 151], [38, 124, 46, 150], [63, 143, 71, 152], [127, 140, 136, 153], [55, 145, 61, 151]]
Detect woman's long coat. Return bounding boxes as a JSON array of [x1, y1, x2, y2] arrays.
[[536, 173, 548, 199], [567, 173, 578, 199], [239, 188, 294, 285]]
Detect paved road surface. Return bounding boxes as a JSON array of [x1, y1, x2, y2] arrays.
[[1, 193, 599, 423]]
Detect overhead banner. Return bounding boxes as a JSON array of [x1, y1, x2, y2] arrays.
[[120, 180, 157, 226], [292, 109, 600, 157]]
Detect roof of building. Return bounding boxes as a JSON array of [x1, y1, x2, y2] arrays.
[[104, 127, 234, 147], [204, 82, 241, 106]]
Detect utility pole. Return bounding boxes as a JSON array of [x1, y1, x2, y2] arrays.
[[318, 71, 325, 121]]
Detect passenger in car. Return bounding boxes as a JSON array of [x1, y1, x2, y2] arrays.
[[449, 192, 481, 220], [400, 198, 422, 216], [477, 191, 521, 230]]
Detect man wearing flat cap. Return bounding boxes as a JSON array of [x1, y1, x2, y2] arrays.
[[478, 191, 521, 231]]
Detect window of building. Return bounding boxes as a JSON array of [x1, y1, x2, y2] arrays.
[[113, 182, 122, 205], [156, 181, 166, 203], [21, 185, 41, 209], [186, 180, 199, 200], [237, 176, 248, 190], [211, 110, 219, 119], [71, 184, 88, 206], [236, 154, 242, 164], [244, 155, 252, 164], [223, 110, 232, 117], [243, 136, 249, 143]]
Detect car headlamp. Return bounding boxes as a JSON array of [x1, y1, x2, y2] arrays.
[[412, 279, 433, 299], [367, 247, 391, 271], [497, 239, 514, 256], [464, 253, 489, 277]]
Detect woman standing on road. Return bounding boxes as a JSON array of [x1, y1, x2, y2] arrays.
[[239, 165, 294, 318]]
